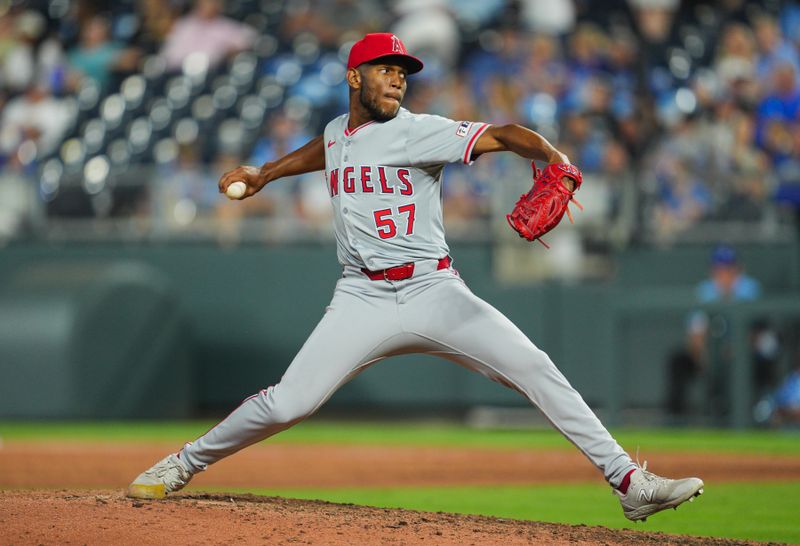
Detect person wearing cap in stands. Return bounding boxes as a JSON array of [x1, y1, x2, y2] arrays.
[[666, 244, 779, 420]]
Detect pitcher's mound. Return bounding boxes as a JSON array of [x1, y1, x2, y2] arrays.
[[0, 490, 759, 545]]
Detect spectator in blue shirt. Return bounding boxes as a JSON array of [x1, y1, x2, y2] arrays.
[[66, 15, 140, 92], [694, 244, 761, 303], [666, 245, 779, 420], [772, 366, 800, 425], [756, 62, 800, 146]]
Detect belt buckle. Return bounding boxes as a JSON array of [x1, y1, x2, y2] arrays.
[[384, 263, 414, 281]]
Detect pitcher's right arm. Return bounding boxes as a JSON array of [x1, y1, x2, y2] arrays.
[[218, 135, 325, 199]]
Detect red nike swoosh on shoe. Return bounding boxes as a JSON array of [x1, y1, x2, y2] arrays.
[[327, 140, 335, 148]]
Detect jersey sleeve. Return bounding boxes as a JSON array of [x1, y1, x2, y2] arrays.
[[405, 114, 491, 166]]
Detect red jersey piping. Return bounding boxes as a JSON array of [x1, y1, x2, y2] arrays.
[[463, 123, 490, 164], [344, 120, 376, 137]]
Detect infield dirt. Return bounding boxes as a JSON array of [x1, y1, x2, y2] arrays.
[[0, 490, 771, 546], [2, 441, 797, 545]]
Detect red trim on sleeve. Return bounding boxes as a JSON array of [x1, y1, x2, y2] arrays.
[[463, 123, 490, 164]]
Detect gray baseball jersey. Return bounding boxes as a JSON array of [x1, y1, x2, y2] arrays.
[[178, 110, 637, 490], [322, 108, 489, 270]]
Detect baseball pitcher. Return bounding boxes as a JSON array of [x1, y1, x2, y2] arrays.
[[128, 33, 703, 522]]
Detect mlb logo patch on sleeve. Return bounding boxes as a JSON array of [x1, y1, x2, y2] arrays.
[[456, 121, 473, 138]]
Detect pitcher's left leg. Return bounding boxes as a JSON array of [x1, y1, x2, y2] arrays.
[[401, 271, 635, 487]]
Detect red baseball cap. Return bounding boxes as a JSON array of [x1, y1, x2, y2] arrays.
[[347, 33, 424, 74]]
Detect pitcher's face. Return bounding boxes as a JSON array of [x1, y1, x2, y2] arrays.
[[355, 62, 408, 121]]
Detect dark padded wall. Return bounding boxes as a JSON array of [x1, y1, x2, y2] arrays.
[[0, 241, 796, 421], [0, 261, 193, 418]]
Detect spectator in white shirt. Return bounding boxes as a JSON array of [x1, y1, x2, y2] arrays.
[[0, 83, 73, 160]]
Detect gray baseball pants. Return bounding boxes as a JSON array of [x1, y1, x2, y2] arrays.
[[180, 261, 636, 487]]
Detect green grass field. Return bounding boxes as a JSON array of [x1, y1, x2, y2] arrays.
[[3, 420, 800, 454], [2, 421, 799, 544], [241, 482, 799, 544]]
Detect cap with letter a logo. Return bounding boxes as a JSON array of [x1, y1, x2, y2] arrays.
[[347, 33, 424, 74]]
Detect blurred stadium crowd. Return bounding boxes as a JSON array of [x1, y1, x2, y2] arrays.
[[1, 0, 799, 249]]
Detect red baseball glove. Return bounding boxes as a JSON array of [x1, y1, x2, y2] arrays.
[[506, 162, 583, 248]]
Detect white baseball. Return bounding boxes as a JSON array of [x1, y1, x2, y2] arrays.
[[226, 181, 247, 199]]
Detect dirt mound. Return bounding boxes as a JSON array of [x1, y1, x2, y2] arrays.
[[2, 442, 794, 544], [0, 490, 767, 546]]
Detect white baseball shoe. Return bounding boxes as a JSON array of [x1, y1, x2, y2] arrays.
[[127, 453, 193, 499], [614, 462, 704, 522]]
